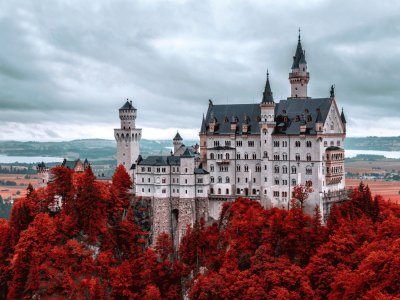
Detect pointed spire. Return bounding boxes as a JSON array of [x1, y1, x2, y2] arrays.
[[341, 108, 347, 124], [200, 114, 206, 133], [292, 29, 306, 69], [261, 69, 274, 103], [173, 131, 183, 141]]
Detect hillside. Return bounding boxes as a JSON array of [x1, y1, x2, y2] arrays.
[[0, 139, 199, 161]]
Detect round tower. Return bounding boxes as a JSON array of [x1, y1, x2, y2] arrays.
[[114, 99, 142, 179], [36, 162, 49, 187], [173, 131, 183, 154]]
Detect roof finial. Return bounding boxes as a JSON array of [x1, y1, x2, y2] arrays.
[[298, 27, 301, 42], [330, 84, 335, 98], [267, 69, 269, 81]]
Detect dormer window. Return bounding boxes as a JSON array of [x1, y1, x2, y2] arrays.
[[295, 116, 300, 122], [224, 116, 229, 123]]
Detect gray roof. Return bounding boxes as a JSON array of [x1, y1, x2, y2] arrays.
[[261, 72, 274, 103], [138, 155, 181, 166], [173, 131, 183, 141], [194, 168, 209, 174], [61, 158, 80, 169], [119, 100, 136, 111], [203, 103, 261, 134], [182, 148, 195, 157], [274, 98, 332, 135], [292, 37, 306, 69], [202, 96, 334, 136]]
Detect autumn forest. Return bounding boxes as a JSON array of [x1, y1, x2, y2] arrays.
[[0, 165, 399, 299]]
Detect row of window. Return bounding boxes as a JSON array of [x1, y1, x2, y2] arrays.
[[140, 177, 205, 184], [324, 140, 341, 147], [273, 165, 312, 174], [273, 153, 312, 161], [140, 166, 183, 173], [210, 188, 259, 195]]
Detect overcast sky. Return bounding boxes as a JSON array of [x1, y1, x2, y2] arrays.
[[0, 0, 399, 141]]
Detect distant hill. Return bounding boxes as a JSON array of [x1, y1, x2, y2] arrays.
[[0, 136, 398, 162], [345, 136, 400, 151], [0, 139, 199, 161]]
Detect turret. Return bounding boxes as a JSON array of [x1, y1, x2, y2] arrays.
[[260, 70, 276, 123], [173, 131, 183, 154], [119, 99, 137, 129], [114, 98, 142, 180], [289, 29, 310, 99]]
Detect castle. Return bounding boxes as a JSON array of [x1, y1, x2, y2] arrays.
[[119, 33, 347, 245]]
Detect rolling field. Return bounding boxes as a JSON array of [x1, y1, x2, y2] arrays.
[[346, 179, 400, 203]]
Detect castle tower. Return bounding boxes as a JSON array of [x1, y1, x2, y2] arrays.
[[114, 99, 142, 179], [36, 162, 49, 187], [259, 71, 276, 207], [289, 30, 310, 98], [173, 131, 183, 154]]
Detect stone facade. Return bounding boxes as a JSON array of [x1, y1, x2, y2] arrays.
[[118, 33, 348, 245]]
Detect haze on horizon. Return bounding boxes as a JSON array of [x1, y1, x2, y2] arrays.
[[0, 0, 399, 142]]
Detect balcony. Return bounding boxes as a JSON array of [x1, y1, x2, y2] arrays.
[[216, 159, 230, 165]]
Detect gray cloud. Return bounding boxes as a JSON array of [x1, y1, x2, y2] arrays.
[[0, 0, 399, 141]]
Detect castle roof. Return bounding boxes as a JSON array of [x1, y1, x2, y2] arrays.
[[274, 98, 332, 135], [203, 103, 261, 134], [292, 33, 307, 69], [119, 100, 136, 111], [182, 148, 195, 158], [173, 131, 183, 141], [138, 155, 181, 166], [261, 71, 274, 104]]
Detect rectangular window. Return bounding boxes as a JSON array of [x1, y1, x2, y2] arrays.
[[248, 141, 254, 147]]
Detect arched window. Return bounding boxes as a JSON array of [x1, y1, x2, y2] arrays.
[[306, 153, 311, 161], [210, 188, 214, 194], [210, 176, 214, 183], [252, 153, 257, 159], [236, 165, 241, 172], [263, 151, 268, 158], [282, 165, 288, 174], [295, 141, 301, 147], [292, 178, 297, 185], [252, 189, 257, 195], [244, 153, 249, 159], [306, 141, 312, 147], [291, 166, 297, 174], [226, 188, 229, 195], [295, 154, 300, 161], [225, 176, 230, 183], [236, 188, 240, 194], [226, 153, 230, 159], [218, 176, 222, 183], [274, 166, 279, 173], [210, 153, 215, 159], [282, 153, 288, 160], [218, 188, 221, 195], [306, 166, 312, 175], [244, 165, 249, 172]]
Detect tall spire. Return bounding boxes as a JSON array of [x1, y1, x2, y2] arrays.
[[341, 108, 347, 124], [261, 69, 274, 103], [292, 28, 306, 69], [289, 29, 310, 99], [200, 113, 206, 133]]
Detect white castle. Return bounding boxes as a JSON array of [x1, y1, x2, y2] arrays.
[[115, 34, 347, 245]]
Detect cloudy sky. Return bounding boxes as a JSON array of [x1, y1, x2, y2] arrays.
[[0, 0, 399, 141]]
